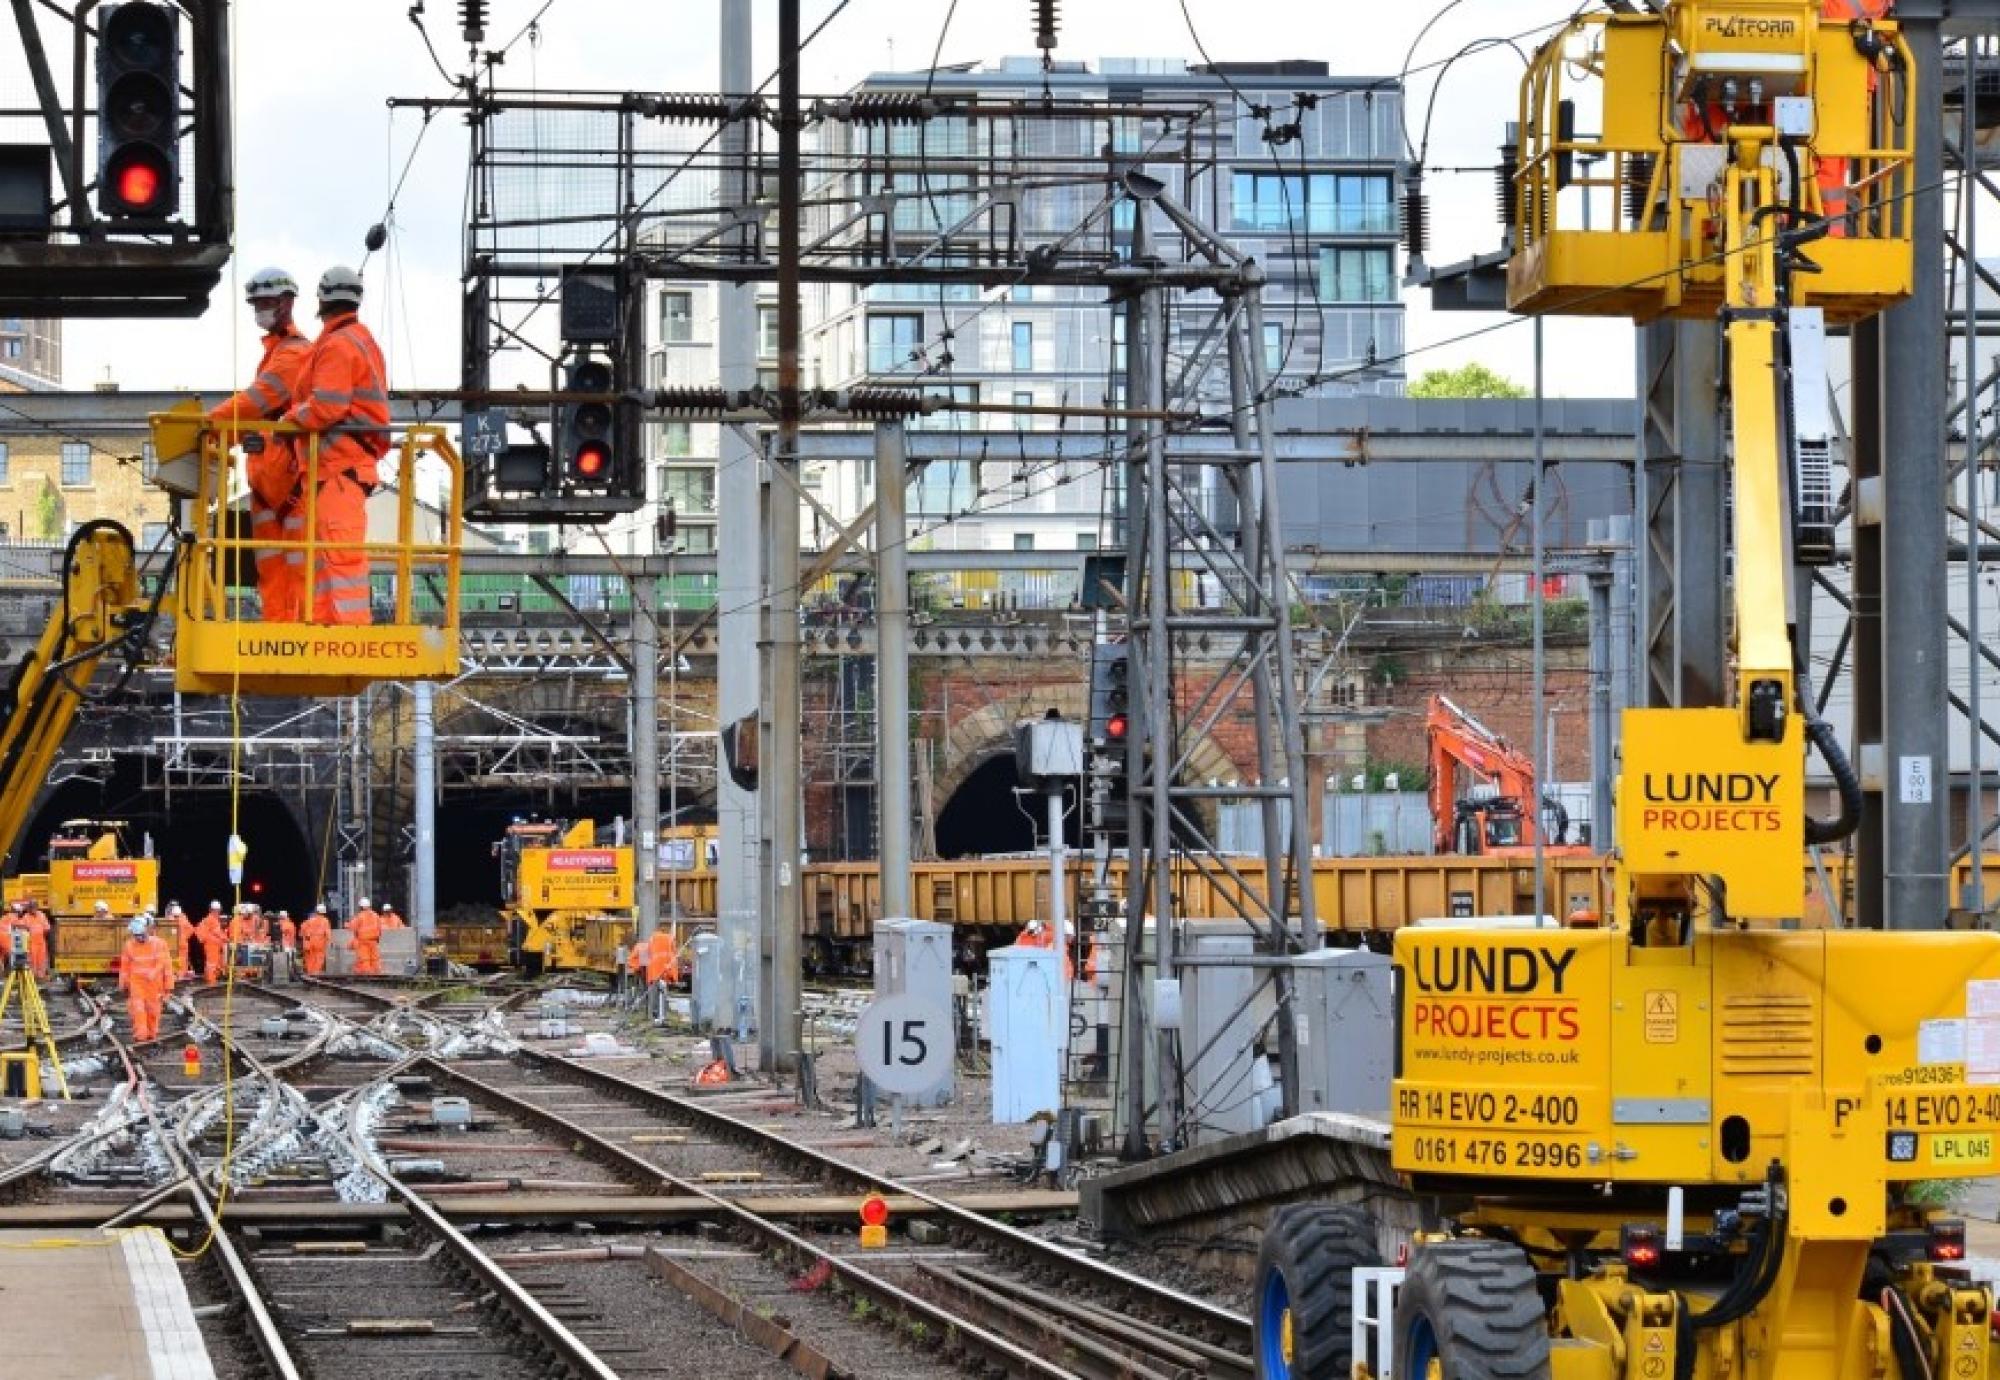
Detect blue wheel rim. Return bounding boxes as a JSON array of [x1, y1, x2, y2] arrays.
[[1405, 1312, 1440, 1380], [1258, 1268, 1293, 1378]]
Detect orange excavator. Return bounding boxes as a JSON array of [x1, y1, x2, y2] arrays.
[[1424, 693, 1589, 858]]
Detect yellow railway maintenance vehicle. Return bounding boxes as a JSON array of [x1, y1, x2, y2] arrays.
[[1253, 6, 2000, 1380], [43, 820, 163, 976], [494, 818, 635, 974]]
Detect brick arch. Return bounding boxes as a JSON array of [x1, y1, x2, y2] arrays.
[[932, 689, 1242, 824]]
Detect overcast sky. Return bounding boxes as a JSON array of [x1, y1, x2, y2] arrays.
[[60, 0, 1637, 399]]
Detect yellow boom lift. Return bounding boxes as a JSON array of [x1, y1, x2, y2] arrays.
[[1253, 5, 2000, 1378], [0, 419, 462, 983]]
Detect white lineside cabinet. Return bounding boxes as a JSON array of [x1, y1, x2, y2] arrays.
[[987, 944, 1061, 1123], [876, 918, 955, 1103], [689, 932, 722, 1028]]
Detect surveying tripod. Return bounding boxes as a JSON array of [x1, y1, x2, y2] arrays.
[[0, 929, 68, 1100]]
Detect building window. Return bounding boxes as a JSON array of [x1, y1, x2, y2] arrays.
[[659, 290, 694, 344], [867, 312, 923, 373], [141, 521, 171, 551], [1317, 247, 1395, 303], [0, 441, 9, 485], [910, 382, 977, 432], [1264, 324, 1284, 374], [1, 339, 19, 359], [758, 305, 779, 359], [1012, 321, 1034, 372], [141, 442, 157, 481], [60, 442, 91, 487], [1014, 533, 1035, 552], [1231, 172, 1394, 235], [658, 420, 691, 457], [1077, 532, 1097, 551], [1012, 389, 1033, 429]]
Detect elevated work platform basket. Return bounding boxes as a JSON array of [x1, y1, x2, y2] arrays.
[[150, 407, 463, 696], [1506, 8, 1915, 325]]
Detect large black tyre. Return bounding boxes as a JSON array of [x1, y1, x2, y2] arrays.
[[1253, 1202, 1382, 1379], [1393, 1239, 1550, 1380]]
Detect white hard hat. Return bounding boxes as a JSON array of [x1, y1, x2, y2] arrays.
[[1026, 918, 1044, 933], [167, 903, 182, 915], [244, 266, 299, 299], [359, 897, 371, 908], [209, 900, 222, 911], [128, 918, 147, 937], [317, 264, 364, 306]]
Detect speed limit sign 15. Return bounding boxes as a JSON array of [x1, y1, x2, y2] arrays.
[[855, 993, 952, 1095]]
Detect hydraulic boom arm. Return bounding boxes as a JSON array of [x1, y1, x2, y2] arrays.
[[0, 523, 152, 873]]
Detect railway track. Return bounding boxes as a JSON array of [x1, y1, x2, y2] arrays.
[[0, 972, 1242, 1377], [394, 1048, 1252, 1379]]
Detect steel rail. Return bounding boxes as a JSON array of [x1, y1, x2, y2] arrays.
[[411, 1055, 1084, 1380], [513, 1047, 1254, 1351]]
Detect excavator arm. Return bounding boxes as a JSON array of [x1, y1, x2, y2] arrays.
[[0, 522, 154, 874], [1425, 693, 1556, 852]]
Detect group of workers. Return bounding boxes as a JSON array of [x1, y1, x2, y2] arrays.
[[107, 897, 407, 1041], [210, 263, 390, 626]]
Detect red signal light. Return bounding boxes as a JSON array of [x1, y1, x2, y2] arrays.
[[110, 152, 166, 212], [1929, 1221, 1967, 1262], [858, 1193, 890, 1228], [572, 441, 609, 479], [1106, 712, 1128, 742]]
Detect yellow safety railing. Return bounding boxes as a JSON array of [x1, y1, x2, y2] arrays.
[[152, 408, 464, 696], [1507, 6, 1916, 322]]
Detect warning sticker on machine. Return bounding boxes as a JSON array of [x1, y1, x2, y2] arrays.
[[1968, 980, 2000, 1019], [1968, 1021, 2000, 1086], [1643, 991, 1679, 1044], [1920, 1019, 1968, 1066]]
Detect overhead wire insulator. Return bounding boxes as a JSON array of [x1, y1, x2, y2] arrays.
[[458, 0, 487, 45], [842, 93, 938, 125], [1400, 176, 1429, 260], [647, 387, 736, 416], [842, 386, 930, 418], [1034, 0, 1060, 54], [629, 93, 739, 124], [1496, 139, 1520, 229]]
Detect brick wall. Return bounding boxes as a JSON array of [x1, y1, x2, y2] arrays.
[[0, 419, 171, 542]]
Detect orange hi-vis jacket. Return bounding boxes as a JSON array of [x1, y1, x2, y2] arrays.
[[644, 929, 680, 986], [211, 324, 310, 505], [279, 915, 297, 950], [300, 913, 331, 953], [350, 907, 381, 945], [120, 934, 172, 995], [287, 314, 390, 493]]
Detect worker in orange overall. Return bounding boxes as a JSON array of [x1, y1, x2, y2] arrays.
[[197, 902, 227, 982], [228, 905, 256, 965], [1815, 0, 1894, 237], [643, 927, 680, 988], [119, 916, 172, 1042], [349, 897, 383, 976], [300, 905, 332, 976], [285, 266, 388, 625], [209, 266, 311, 621], [380, 903, 405, 930], [165, 902, 191, 982], [277, 910, 297, 954], [20, 902, 48, 980]]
